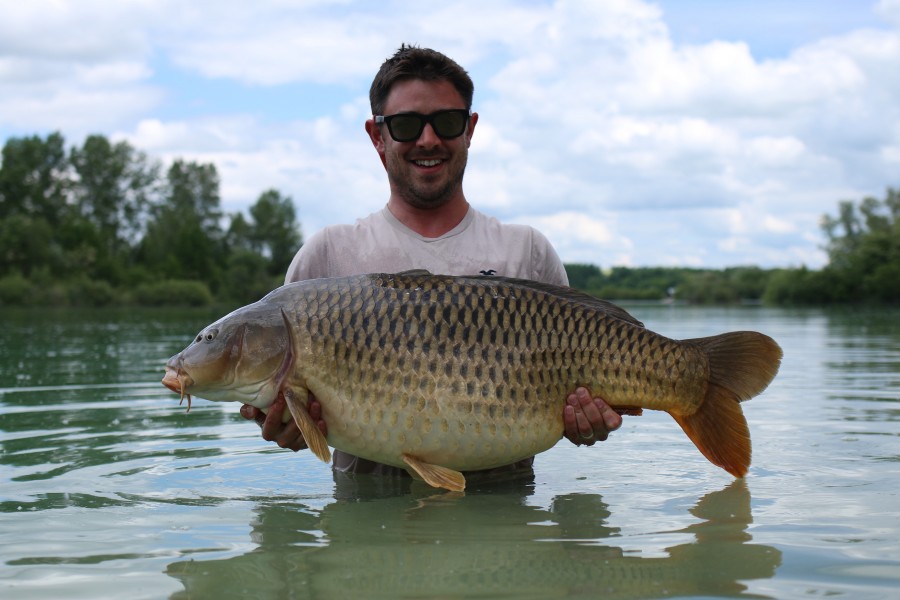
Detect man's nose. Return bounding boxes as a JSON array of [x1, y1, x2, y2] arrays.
[[416, 122, 441, 147]]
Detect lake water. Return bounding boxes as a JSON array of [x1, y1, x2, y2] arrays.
[[1, 303, 898, 599]]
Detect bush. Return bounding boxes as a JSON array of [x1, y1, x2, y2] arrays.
[[222, 249, 280, 304], [863, 262, 900, 303], [0, 273, 34, 305], [68, 278, 118, 306], [133, 280, 213, 306]]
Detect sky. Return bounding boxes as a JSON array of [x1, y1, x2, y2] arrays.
[[2, 0, 899, 269]]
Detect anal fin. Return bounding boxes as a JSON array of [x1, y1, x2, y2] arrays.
[[284, 388, 331, 463], [402, 454, 466, 492]]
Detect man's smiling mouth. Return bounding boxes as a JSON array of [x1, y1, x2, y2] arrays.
[[413, 159, 443, 167]]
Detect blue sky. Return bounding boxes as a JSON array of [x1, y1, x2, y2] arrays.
[[659, 0, 889, 58], [2, 0, 899, 269]]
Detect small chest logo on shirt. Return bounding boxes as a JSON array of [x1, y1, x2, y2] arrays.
[[479, 269, 497, 276]]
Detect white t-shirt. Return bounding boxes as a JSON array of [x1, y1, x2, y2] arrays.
[[284, 206, 569, 287], [283, 205, 568, 476]]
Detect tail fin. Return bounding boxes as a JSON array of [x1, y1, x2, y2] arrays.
[[670, 332, 783, 477]]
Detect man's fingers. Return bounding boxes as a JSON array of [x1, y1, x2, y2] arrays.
[[565, 389, 595, 446], [240, 404, 259, 421], [242, 393, 317, 452], [275, 420, 308, 452], [564, 387, 624, 446], [596, 399, 623, 432], [260, 395, 286, 441], [308, 396, 328, 437], [576, 390, 605, 440], [308, 398, 322, 421]]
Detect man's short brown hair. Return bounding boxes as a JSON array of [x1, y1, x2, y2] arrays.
[[369, 44, 474, 115]]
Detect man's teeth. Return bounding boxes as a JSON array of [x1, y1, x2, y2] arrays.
[[415, 159, 442, 167]]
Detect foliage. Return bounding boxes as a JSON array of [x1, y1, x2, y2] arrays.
[[0, 273, 34, 306], [768, 188, 900, 305], [133, 280, 214, 306], [0, 132, 303, 306], [565, 264, 681, 300], [222, 249, 283, 305], [67, 277, 119, 307], [564, 264, 771, 303]]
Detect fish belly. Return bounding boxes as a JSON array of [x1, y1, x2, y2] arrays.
[[311, 377, 565, 472]]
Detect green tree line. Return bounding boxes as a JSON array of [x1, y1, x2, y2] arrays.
[[0, 132, 301, 307], [1, 132, 897, 306], [566, 188, 899, 305]]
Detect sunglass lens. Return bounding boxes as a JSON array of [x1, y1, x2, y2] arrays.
[[433, 111, 467, 138], [388, 115, 424, 142]]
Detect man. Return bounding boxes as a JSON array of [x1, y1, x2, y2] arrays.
[[240, 45, 621, 477]]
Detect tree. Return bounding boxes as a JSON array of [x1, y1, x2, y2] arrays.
[[0, 214, 54, 277], [0, 132, 69, 225], [0, 133, 70, 279], [166, 159, 222, 236], [0, 130, 306, 305], [70, 135, 160, 259], [226, 189, 302, 278], [247, 189, 302, 276], [138, 160, 224, 288], [564, 264, 602, 291], [793, 188, 900, 304]]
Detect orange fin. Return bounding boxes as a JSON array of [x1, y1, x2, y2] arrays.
[[686, 331, 783, 401], [284, 387, 331, 463], [670, 383, 751, 477], [401, 454, 466, 492], [674, 331, 783, 477]]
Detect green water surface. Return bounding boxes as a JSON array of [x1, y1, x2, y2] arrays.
[[1, 305, 898, 599]]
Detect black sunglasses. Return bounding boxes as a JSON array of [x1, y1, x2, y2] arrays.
[[374, 109, 471, 142]]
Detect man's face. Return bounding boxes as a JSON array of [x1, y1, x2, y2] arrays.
[[368, 78, 477, 210]]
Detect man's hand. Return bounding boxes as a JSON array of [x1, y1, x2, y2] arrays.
[[239, 393, 327, 452], [563, 387, 621, 446]]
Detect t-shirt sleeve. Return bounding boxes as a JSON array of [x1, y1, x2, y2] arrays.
[[284, 230, 330, 284], [530, 229, 570, 287]]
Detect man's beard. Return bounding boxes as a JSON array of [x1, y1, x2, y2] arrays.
[[402, 168, 465, 209], [387, 148, 468, 210]]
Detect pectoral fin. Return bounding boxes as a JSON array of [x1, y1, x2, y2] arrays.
[[401, 454, 466, 492], [283, 387, 331, 463]]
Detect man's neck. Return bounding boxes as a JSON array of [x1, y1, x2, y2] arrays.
[[387, 197, 470, 238]]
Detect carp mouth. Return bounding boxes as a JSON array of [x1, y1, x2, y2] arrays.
[[162, 367, 195, 412]]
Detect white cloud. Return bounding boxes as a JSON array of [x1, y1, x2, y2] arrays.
[[2, 0, 899, 269], [876, 0, 900, 26], [523, 211, 634, 267], [764, 215, 797, 234], [745, 136, 807, 165]]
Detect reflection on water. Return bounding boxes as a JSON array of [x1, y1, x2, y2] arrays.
[[167, 479, 779, 600], [1, 306, 898, 599]]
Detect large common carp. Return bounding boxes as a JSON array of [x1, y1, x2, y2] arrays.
[[162, 271, 782, 491]]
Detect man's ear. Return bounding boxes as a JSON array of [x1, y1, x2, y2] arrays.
[[465, 112, 479, 148], [365, 119, 387, 167]]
